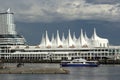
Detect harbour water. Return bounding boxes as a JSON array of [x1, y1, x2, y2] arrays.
[[0, 64, 120, 80]]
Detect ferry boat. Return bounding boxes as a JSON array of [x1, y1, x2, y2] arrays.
[[60, 58, 99, 67]]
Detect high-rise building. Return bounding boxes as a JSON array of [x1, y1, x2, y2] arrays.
[[0, 9, 25, 45], [0, 8, 16, 34]]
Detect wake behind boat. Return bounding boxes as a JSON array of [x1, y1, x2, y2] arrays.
[[60, 58, 99, 67]]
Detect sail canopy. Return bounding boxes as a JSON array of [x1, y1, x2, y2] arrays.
[[39, 28, 109, 48]]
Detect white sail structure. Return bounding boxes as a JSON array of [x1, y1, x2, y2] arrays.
[[39, 28, 109, 48], [84, 31, 91, 47], [84, 32, 89, 41], [62, 33, 65, 42], [45, 31, 52, 48], [67, 29, 75, 48], [73, 32, 77, 42], [40, 34, 45, 48], [62, 33, 67, 48], [56, 30, 63, 48], [51, 33, 56, 48], [80, 29, 88, 47], [91, 28, 109, 47], [75, 31, 82, 48]]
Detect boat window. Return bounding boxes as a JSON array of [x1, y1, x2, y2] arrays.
[[62, 62, 70, 63], [73, 62, 83, 63]]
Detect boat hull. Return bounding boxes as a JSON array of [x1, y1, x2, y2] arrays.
[[60, 63, 99, 67]]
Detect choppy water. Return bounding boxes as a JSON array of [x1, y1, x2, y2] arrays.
[[0, 64, 120, 80]]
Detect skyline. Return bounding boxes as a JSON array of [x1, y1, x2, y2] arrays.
[[0, 0, 120, 45]]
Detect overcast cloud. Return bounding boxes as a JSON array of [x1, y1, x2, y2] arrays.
[[0, 0, 120, 22]]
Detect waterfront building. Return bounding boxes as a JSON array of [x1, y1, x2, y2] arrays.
[[0, 8, 25, 45], [0, 9, 120, 62]]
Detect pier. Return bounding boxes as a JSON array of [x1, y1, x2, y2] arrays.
[[0, 62, 69, 74], [0, 67, 69, 74]]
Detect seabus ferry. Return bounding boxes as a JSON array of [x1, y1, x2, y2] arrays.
[[60, 58, 99, 67]]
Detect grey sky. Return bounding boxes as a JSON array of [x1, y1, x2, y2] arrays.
[[0, 0, 120, 22], [86, 0, 120, 4]]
